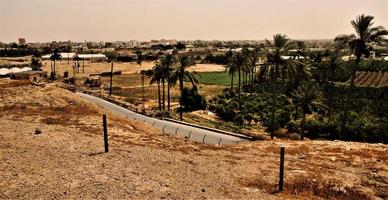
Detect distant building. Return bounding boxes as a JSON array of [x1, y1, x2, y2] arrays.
[[10, 71, 47, 82], [18, 38, 26, 45]]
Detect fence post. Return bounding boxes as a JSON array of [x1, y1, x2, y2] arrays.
[[188, 131, 192, 138], [202, 135, 207, 143], [218, 138, 222, 145], [103, 114, 109, 153], [175, 128, 179, 135], [162, 125, 166, 134], [279, 145, 285, 191]]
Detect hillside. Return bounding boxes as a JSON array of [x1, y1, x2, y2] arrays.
[[0, 79, 387, 199]]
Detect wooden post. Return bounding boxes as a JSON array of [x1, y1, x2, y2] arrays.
[[279, 145, 285, 191], [109, 62, 113, 96], [103, 114, 109, 153]]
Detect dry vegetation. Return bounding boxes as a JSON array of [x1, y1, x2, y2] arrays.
[[0, 79, 387, 199]]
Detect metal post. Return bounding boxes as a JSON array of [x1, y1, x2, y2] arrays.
[[218, 138, 222, 145], [103, 114, 109, 153], [175, 128, 179, 135], [279, 145, 285, 191], [109, 62, 113, 96]]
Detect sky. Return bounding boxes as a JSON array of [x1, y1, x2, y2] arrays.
[[1, 0, 387, 43]]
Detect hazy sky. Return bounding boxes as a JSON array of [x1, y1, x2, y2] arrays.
[[1, 0, 387, 42]]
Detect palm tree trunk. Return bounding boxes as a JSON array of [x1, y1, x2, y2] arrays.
[[238, 66, 241, 103], [179, 75, 184, 121], [157, 81, 161, 111], [167, 82, 171, 111], [53, 60, 56, 75], [162, 79, 165, 112], [340, 55, 360, 137], [230, 72, 234, 91], [301, 108, 306, 140], [251, 66, 255, 91]]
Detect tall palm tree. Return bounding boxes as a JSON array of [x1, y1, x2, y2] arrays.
[[225, 50, 236, 91], [170, 54, 199, 120], [292, 84, 326, 140], [49, 49, 61, 80], [335, 14, 387, 135], [159, 54, 175, 112], [335, 14, 388, 87], [232, 50, 248, 104], [150, 61, 163, 111], [321, 50, 345, 117], [260, 34, 297, 84]]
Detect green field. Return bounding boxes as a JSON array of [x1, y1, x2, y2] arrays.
[[197, 72, 231, 86]]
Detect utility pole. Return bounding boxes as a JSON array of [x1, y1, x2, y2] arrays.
[[109, 62, 113, 96]]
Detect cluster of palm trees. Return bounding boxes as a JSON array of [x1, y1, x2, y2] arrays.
[[148, 52, 199, 120], [222, 14, 387, 139]]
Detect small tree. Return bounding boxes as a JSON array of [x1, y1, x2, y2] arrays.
[[291, 84, 327, 140], [31, 56, 42, 71]]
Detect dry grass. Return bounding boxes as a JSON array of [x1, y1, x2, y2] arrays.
[[1, 79, 387, 199]]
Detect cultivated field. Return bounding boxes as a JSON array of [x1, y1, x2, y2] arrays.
[[354, 71, 388, 88], [40, 60, 225, 77]]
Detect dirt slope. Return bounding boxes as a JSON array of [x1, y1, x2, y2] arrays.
[[0, 80, 387, 199]]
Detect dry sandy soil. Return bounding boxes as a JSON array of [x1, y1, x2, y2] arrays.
[[40, 60, 225, 77], [0, 79, 387, 199]]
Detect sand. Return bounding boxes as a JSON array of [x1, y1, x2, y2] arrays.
[[0, 79, 387, 199]]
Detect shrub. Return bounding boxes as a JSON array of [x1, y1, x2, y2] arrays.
[[181, 86, 207, 112]]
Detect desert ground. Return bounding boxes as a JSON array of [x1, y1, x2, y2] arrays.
[[40, 60, 225, 77], [0, 79, 387, 199]]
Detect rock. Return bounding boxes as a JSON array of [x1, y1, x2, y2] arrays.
[[35, 128, 42, 135], [330, 157, 336, 162]]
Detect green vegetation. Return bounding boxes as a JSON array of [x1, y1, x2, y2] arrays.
[[207, 14, 388, 143], [197, 72, 231, 86]]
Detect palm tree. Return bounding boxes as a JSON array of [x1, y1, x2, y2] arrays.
[[150, 62, 163, 111], [49, 49, 62, 80], [335, 14, 388, 87], [225, 50, 237, 91], [74, 54, 82, 73], [295, 40, 307, 59], [335, 14, 387, 135], [292, 84, 326, 140], [136, 50, 143, 66], [170, 54, 199, 120], [232, 50, 248, 104], [320, 50, 345, 117], [158, 54, 175, 112], [260, 34, 297, 85]]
